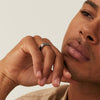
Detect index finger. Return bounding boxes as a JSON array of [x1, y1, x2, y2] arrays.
[[43, 39, 64, 87], [22, 36, 43, 79]]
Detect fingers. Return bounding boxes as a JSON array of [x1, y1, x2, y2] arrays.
[[61, 67, 78, 84], [33, 36, 56, 85], [22, 35, 56, 86], [63, 67, 71, 79], [42, 49, 55, 79], [22, 36, 43, 79], [52, 53, 63, 87], [21, 35, 72, 87], [61, 66, 72, 83], [43, 39, 64, 87], [33, 36, 69, 86]]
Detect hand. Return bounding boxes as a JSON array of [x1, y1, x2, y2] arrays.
[[0, 35, 70, 87]]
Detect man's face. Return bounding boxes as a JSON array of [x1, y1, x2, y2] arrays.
[[62, 0, 100, 84]]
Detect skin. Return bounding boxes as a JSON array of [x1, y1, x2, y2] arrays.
[[62, 0, 100, 100], [0, 36, 71, 100], [1, 0, 100, 100]]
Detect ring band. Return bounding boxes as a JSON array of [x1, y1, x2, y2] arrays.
[[39, 43, 51, 51]]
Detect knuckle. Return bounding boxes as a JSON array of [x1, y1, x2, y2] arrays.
[[22, 36, 32, 41], [33, 35, 42, 39], [21, 36, 33, 46], [43, 38, 50, 43]]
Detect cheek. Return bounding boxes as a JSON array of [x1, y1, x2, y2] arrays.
[[64, 10, 90, 42], [62, 14, 82, 50], [89, 44, 100, 66], [64, 14, 82, 41], [81, 45, 100, 80], [91, 46, 100, 73]]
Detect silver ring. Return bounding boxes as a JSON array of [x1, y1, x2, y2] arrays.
[[39, 43, 51, 51]]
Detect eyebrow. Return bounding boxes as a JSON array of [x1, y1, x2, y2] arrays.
[[84, 0, 98, 10]]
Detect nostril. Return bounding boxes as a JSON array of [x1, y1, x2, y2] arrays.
[[79, 31, 96, 43], [87, 36, 94, 41], [80, 31, 83, 34]]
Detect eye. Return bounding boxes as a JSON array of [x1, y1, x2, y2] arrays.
[[80, 10, 94, 19]]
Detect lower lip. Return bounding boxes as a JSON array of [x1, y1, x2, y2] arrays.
[[67, 46, 89, 62]]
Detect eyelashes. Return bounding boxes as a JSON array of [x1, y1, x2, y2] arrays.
[[80, 10, 94, 19]]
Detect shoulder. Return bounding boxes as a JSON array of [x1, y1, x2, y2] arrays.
[[16, 85, 69, 100]]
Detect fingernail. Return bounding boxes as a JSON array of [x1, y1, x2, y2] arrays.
[[53, 78, 60, 86], [40, 77, 46, 86], [36, 71, 42, 78]]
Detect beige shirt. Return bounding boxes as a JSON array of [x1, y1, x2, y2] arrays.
[[16, 85, 69, 100]]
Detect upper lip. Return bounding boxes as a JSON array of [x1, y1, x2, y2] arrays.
[[67, 40, 90, 60]]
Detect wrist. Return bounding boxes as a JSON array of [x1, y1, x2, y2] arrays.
[[0, 72, 17, 100], [0, 60, 18, 100]]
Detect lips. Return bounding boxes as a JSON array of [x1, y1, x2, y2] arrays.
[[65, 40, 90, 62]]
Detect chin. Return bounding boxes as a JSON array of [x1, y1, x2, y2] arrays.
[[64, 57, 91, 83]]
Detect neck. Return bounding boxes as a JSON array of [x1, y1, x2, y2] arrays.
[[68, 82, 100, 100]]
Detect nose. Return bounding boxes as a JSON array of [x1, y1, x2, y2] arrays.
[[80, 19, 100, 44], [80, 30, 97, 44]]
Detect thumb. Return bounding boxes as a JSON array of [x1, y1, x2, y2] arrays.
[[63, 67, 71, 79]]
